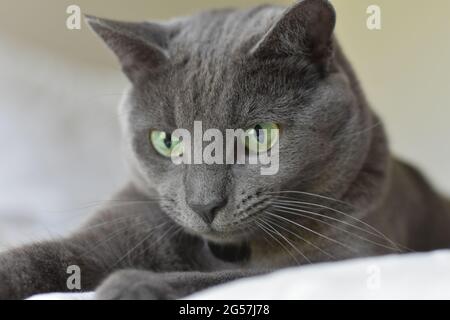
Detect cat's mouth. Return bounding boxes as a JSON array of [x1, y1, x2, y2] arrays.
[[163, 198, 270, 242], [172, 214, 259, 243]]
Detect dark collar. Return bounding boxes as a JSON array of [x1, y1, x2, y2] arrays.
[[207, 241, 251, 263]]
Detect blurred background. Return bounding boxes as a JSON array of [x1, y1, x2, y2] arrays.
[[0, 0, 449, 249]]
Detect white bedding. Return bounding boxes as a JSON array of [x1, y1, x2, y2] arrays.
[[28, 250, 450, 300]]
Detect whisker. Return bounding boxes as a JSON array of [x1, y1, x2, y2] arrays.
[[132, 224, 184, 267], [265, 210, 358, 253], [270, 205, 402, 252], [81, 215, 145, 232], [272, 202, 400, 247], [79, 224, 136, 258], [273, 201, 380, 237], [110, 222, 175, 270], [81, 220, 168, 260], [264, 214, 336, 260], [269, 190, 351, 208], [43, 198, 168, 215], [339, 120, 382, 138], [259, 218, 311, 264], [255, 219, 300, 265], [253, 219, 277, 250], [271, 194, 406, 251]]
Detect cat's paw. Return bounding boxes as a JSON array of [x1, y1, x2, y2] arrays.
[[95, 269, 176, 300]]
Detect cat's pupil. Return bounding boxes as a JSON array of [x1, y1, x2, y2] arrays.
[[163, 133, 172, 148], [255, 125, 265, 143]]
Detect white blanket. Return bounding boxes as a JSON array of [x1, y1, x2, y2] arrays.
[[29, 250, 450, 300]]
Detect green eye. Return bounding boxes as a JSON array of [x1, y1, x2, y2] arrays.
[[243, 122, 280, 153], [150, 130, 184, 158]]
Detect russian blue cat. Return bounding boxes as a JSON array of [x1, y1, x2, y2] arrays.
[[1, 0, 449, 299]]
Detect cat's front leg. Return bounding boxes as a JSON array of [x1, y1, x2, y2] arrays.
[[0, 239, 109, 299], [96, 269, 268, 300]]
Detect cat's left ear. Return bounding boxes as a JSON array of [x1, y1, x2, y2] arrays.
[[251, 0, 336, 68], [85, 15, 169, 83]]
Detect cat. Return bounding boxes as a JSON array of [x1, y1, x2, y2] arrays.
[[1, 0, 449, 300]]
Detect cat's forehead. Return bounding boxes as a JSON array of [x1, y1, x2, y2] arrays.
[[167, 6, 283, 56], [135, 63, 245, 132], [138, 53, 312, 132], [152, 8, 283, 130], [170, 68, 243, 131], [133, 5, 317, 131]]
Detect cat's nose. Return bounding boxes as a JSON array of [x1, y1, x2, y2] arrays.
[[187, 197, 228, 224]]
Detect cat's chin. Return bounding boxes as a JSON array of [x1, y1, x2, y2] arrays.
[[198, 228, 255, 244], [176, 223, 249, 244]]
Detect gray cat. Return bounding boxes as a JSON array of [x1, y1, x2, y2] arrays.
[[1, 0, 449, 300]]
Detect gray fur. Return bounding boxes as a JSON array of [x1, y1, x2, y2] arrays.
[[0, 0, 449, 299]]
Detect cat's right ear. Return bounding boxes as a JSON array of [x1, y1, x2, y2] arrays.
[[85, 15, 169, 83]]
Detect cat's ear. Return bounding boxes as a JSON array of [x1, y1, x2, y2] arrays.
[[85, 15, 169, 83], [251, 0, 336, 66]]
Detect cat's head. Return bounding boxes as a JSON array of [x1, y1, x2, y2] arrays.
[[87, 0, 378, 244]]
